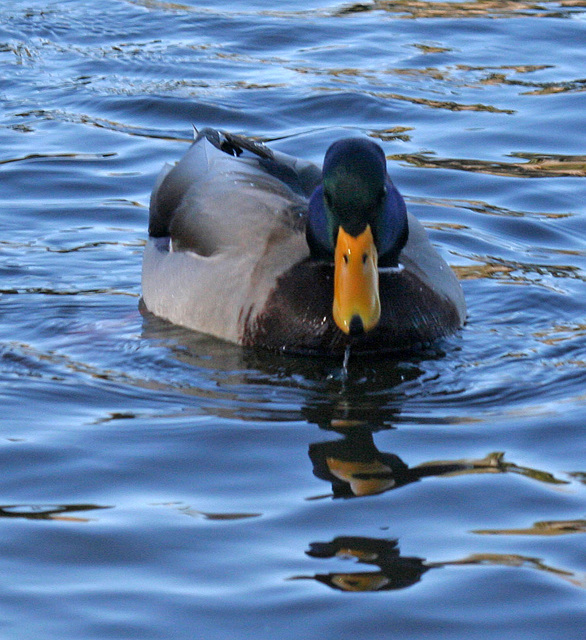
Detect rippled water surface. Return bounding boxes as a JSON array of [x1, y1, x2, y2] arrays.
[[1, 1, 586, 638]]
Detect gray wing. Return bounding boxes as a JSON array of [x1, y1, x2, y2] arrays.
[[148, 128, 322, 240]]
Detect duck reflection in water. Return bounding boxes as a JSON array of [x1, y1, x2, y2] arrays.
[[308, 425, 567, 499], [303, 537, 429, 592], [292, 534, 586, 592]]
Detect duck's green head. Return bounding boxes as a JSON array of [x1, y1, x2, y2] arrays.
[[307, 138, 408, 336]]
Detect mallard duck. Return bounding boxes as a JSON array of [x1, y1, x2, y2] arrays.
[[142, 128, 465, 355]]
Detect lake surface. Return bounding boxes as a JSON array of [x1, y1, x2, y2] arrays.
[[1, 0, 585, 638]]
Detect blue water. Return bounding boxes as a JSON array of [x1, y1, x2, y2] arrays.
[[1, 1, 585, 638]]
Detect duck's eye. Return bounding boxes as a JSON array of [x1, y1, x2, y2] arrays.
[[343, 254, 349, 265], [362, 252, 368, 264], [324, 192, 333, 209], [377, 186, 387, 204]]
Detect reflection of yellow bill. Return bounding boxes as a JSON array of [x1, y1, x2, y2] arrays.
[[330, 573, 391, 592], [326, 457, 395, 496], [333, 224, 380, 334]]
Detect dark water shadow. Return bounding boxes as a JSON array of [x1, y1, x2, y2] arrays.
[[139, 303, 440, 416], [0, 504, 111, 523]]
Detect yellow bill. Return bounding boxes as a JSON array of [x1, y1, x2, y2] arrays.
[[333, 224, 380, 335]]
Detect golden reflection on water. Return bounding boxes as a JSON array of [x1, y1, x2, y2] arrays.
[[335, 0, 585, 19], [129, 0, 586, 18], [473, 518, 586, 535], [390, 152, 586, 178], [452, 260, 583, 286]]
